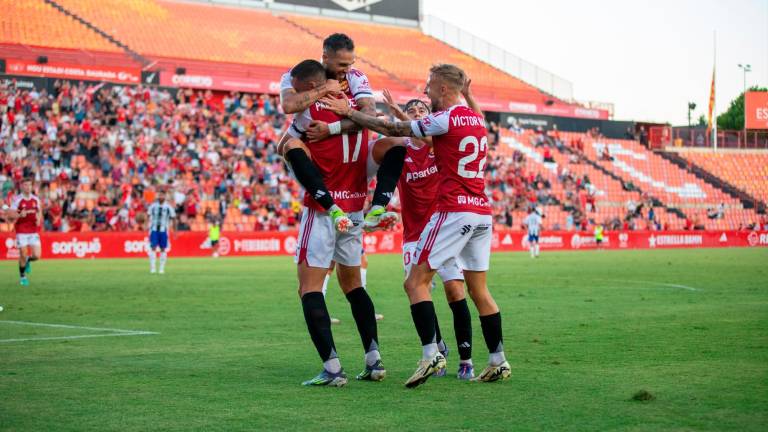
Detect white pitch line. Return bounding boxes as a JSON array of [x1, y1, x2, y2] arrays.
[[597, 279, 700, 291], [0, 320, 157, 333], [546, 277, 701, 291], [0, 320, 159, 344], [0, 331, 157, 343]]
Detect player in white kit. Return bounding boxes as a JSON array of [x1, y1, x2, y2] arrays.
[[524, 207, 543, 258], [146, 189, 176, 274], [322, 64, 511, 388]]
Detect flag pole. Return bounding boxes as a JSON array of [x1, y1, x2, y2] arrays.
[[713, 30, 718, 150]]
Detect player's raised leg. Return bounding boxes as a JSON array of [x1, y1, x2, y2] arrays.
[[364, 138, 405, 231]]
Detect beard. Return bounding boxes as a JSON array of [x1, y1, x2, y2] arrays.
[[430, 98, 440, 113]]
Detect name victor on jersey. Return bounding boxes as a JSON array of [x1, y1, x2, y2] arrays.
[[451, 115, 484, 127], [405, 165, 438, 183]]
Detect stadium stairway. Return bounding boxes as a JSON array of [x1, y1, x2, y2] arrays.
[[658, 150, 767, 214], [565, 132, 761, 229], [553, 137, 690, 222], [41, 0, 152, 66], [496, 129, 687, 229]]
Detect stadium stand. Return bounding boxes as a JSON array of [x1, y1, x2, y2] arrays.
[[1, 0, 763, 234], [495, 128, 684, 230], [0, 0, 122, 54], [42, 0, 562, 105], [282, 14, 554, 105], [0, 80, 300, 233], [564, 131, 763, 230], [674, 150, 768, 205]]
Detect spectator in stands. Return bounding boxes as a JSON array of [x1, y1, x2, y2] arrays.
[[543, 145, 555, 163], [600, 146, 613, 161], [639, 126, 648, 146]]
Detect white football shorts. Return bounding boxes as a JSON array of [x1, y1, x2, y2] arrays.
[[414, 212, 492, 272], [403, 241, 463, 282], [295, 208, 364, 268], [16, 233, 41, 248]]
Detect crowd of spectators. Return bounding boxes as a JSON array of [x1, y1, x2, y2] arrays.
[[4, 79, 755, 235], [1, 79, 300, 233]]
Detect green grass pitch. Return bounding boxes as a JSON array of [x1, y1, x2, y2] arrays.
[[1, 248, 766, 431]]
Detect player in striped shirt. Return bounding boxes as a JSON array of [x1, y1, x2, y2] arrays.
[[146, 189, 176, 274], [523, 207, 543, 258]]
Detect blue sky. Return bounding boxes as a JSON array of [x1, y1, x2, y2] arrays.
[[422, 0, 768, 125]]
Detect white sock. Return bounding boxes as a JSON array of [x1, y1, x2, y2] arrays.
[[530, 246, 535, 258], [437, 339, 448, 354], [159, 252, 167, 272], [460, 359, 474, 366], [324, 358, 341, 374], [422, 342, 438, 360], [149, 251, 156, 270], [535, 244, 540, 256], [321, 274, 330, 297], [360, 268, 367, 288], [489, 351, 507, 366], [365, 349, 381, 366]]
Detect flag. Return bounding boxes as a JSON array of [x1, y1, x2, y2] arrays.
[[707, 67, 716, 132]]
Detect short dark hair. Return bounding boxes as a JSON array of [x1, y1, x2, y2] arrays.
[[323, 33, 354, 53], [290, 59, 326, 82], [405, 99, 430, 113]]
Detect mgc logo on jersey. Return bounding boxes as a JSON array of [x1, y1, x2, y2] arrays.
[[457, 195, 487, 206]]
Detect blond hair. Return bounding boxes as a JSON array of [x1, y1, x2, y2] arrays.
[[429, 64, 466, 91]]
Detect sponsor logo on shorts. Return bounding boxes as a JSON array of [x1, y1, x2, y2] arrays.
[[330, 190, 367, 200], [460, 225, 472, 236]]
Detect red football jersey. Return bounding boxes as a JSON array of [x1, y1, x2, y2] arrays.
[[288, 98, 369, 213], [397, 139, 439, 243], [11, 194, 41, 234], [411, 105, 490, 215]]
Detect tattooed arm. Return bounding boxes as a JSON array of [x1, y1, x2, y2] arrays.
[[320, 96, 415, 137], [280, 79, 341, 114]]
